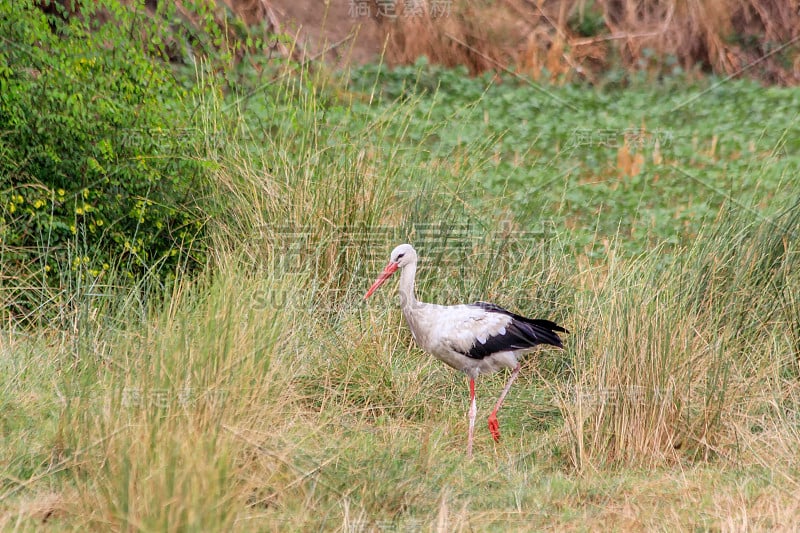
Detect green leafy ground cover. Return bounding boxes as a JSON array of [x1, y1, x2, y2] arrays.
[[346, 62, 799, 255]]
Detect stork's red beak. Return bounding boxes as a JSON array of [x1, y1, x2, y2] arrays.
[[364, 262, 399, 298]]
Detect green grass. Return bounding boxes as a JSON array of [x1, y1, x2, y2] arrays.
[[2, 58, 800, 530]]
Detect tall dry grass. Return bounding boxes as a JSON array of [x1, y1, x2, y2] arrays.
[[10, 189, 796, 529], [383, 0, 800, 84], [558, 200, 800, 470]]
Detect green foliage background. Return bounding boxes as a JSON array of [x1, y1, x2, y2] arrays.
[[0, 0, 208, 295]]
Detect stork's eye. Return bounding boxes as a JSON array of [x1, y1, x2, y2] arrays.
[[396, 253, 405, 260]]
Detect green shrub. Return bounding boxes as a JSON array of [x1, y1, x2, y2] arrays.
[[0, 0, 208, 297]]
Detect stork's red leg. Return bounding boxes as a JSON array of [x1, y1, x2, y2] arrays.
[[467, 378, 477, 458], [488, 363, 521, 442]]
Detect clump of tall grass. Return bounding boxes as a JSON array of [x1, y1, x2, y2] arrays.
[[46, 266, 304, 529], [199, 57, 517, 313], [559, 198, 800, 469]]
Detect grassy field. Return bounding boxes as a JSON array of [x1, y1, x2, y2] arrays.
[[2, 60, 800, 531]]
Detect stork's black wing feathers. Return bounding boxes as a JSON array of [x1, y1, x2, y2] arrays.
[[460, 301, 569, 360]]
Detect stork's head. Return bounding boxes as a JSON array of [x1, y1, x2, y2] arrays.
[[364, 244, 416, 298], [389, 243, 417, 268]]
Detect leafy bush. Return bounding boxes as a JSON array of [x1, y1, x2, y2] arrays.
[[0, 0, 208, 296]]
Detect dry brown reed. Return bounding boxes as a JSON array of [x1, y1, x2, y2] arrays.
[[382, 0, 800, 84]]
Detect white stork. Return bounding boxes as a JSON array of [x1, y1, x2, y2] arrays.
[[364, 243, 568, 457]]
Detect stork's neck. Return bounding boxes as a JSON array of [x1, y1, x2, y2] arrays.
[[398, 262, 418, 311]]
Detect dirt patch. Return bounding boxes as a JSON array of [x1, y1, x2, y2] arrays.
[[262, 0, 386, 66]]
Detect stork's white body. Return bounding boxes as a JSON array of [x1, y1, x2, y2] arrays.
[[365, 244, 568, 457], [400, 300, 524, 379]]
